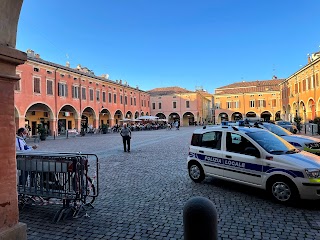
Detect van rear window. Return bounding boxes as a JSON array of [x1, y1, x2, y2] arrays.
[[191, 134, 202, 146]]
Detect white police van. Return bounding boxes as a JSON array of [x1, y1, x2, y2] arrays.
[[188, 125, 320, 203]]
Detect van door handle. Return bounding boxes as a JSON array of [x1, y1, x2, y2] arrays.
[[199, 150, 204, 153], [226, 155, 232, 158]]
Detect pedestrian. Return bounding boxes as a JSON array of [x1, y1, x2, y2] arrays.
[[16, 127, 37, 151], [16, 127, 38, 186], [120, 123, 132, 152]]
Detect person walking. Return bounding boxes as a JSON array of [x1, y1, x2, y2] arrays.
[[120, 123, 132, 152]]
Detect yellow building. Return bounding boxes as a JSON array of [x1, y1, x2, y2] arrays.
[[214, 79, 283, 123], [280, 52, 320, 123]]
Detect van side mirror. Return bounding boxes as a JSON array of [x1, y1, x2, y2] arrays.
[[244, 147, 260, 158]]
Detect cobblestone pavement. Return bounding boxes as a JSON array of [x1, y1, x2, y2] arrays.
[[21, 127, 320, 240]]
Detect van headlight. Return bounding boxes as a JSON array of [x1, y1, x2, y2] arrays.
[[305, 169, 320, 178]]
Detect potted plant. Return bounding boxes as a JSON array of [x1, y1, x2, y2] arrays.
[[101, 124, 109, 134], [37, 124, 47, 141]]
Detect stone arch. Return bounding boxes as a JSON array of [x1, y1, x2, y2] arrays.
[[287, 104, 292, 122], [307, 98, 316, 120], [168, 112, 180, 123], [114, 109, 123, 125], [275, 111, 281, 121], [218, 112, 229, 123], [141, 112, 145, 116], [100, 108, 111, 127], [246, 111, 257, 118], [24, 102, 55, 136], [231, 112, 243, 121], [156, 113, 166, 119], [57, 104, 79, 134], [146, 112, 149, 116], [261, 111, 272, 122], [134, 111, 139, 119], [81, 107, 97, 129], [125, 111, 133, 119], [299, 101, 306, 122], [182, 112, 195, 126]]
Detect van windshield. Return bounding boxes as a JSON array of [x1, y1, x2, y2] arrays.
[[246, 131, 298, 155]]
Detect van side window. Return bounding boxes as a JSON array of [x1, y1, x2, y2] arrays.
[[191, 134, 202, 146], [226, 132, 257, 155], [201, 131, 222, 150]]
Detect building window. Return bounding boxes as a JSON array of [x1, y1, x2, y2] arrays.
[[250, 100, 255, 108], [141, 100, 144, 107], [72, 86, 79, 99], [113, 93, 117, 103], [159, 103, 162, 109], [173, 102, 177, 108], [125, 96, 128, 105], [33, 67, 39, 72], [302, 80, 306, 91], [227, 102, 232, 109], [134, 98, 136, 106], [152, 103, 156, 109], [234, 101, 239, 108], [186, 101, 190, 108], [108, 92, 112, 103], [96, 90, 100, 101], [33, 77, 41, 93], [144, 100, 146, 107], [120, 95, 123, 104], [102, 92, 106, 102], [15, 75, 21, 91], [148, 101, 149, 107], [89, 89, 94, 101], [215, 103, 221, 109], [82, 87, 86, 100], [130, 97, 133, 105], [58, 82, 67, 97], [258, 100, 266, 107], [47, 80, 53, 95]]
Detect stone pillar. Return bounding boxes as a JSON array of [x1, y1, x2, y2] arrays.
[[109, 118, 114, 127], [75, 118, 81, 132], [0, 0, 27, 237], [49, 119, 56, 136], [0, 46, 27, 239], [93, 119, 98, 129], [16, 116, 25, 130]]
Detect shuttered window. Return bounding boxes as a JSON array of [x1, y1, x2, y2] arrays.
[[34, 77, 41, 93], [89, 89, 94, 101], [58, 83, 68, 97], [82, 87, 86, 100], [102, 92, 106, 102], [47, 80, 53, 95], [72, 86, 79, 99]]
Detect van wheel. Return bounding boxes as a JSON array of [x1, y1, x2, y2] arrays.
[[188, 162, 205, 183], [267, 177, 299, 203]]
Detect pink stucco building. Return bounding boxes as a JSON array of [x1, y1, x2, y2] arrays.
[[148, 87, 213, 126]]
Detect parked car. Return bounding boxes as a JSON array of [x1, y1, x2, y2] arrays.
[[188, 125, 320, 203], [275, 121, 298, 134], [252, 122, 320, 155]]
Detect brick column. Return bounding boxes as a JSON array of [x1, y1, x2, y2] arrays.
[[75, 118, 81, 132], [0, 46, 27, 239], [49, 119, 57, 136]]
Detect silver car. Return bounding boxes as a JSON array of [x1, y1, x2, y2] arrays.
[[275, 121, 298, 134]]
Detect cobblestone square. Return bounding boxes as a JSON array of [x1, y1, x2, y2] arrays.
[[21, 127, 320, 240]]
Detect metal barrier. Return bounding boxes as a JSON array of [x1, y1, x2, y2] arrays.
[[16, 151, 99, 223]]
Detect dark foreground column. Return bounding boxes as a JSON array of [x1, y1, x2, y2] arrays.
[[183, 196, 218, 240]]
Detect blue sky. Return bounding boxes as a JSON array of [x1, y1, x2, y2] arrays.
[[17, 0, 320, 93]]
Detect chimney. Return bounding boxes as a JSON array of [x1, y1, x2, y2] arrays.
[[119, 80, 122, 84], [26, 49, 35, 57], [66, 61, 70, 67], [35, 53, 40, 58]]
